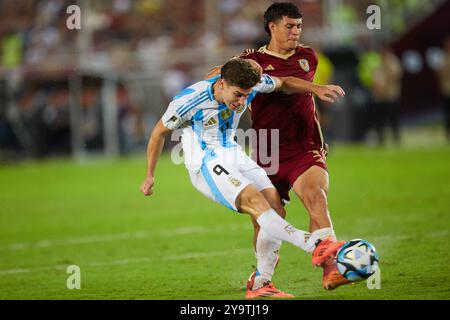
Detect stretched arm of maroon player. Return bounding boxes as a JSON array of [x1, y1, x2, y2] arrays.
[[272, 76, 345, 103], [203, 58, 344, 103]]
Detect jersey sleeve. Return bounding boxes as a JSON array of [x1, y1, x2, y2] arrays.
[[253, 74, 277, 93], [237, 48, 258, 60], [161, 89, 203, 130], [246, 74, 277, 104], [161, 101, 186, 130]]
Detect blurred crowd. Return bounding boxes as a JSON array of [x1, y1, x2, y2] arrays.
[[0, 0, 449, 160], [0, 0, 278, 69], [0, 0, 275, 158]]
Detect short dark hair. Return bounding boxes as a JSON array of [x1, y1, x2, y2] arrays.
[[220, 58, 260, 90], [264, 2, 302, 35]]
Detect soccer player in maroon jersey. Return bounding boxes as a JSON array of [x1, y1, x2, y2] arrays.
[[205, 5, 351, 299], [240, 2, 351, 294], [206, 3, 351, 295]]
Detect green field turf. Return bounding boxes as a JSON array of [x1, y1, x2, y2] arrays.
[[0, 145, 449, 300]]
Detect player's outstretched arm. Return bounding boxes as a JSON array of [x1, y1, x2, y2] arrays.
[[273, 76, 345, 103], [140, 120, 172, 196]]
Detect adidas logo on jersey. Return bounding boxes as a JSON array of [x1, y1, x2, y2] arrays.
[[264, 64, 275, 71], [205, 117, 218, 127]]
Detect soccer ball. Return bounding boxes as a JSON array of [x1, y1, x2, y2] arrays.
[[336, 239, 379, 282]]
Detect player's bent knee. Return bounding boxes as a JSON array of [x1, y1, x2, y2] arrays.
[[236, 185, 271, 216]]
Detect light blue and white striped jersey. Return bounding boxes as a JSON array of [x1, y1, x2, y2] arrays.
[[161, 74, 276, 172]]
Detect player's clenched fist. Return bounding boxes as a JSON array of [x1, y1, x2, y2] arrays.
[[140, 177, 154, 196]]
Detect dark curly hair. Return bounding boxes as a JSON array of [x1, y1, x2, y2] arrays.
[[220, 58, 260, 90], [264, 2, 302, 35]]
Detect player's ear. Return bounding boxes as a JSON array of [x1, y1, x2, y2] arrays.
[[269, 21, 275, 31], [269, 21, 276, 32]]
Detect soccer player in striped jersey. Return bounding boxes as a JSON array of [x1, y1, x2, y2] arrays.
[[140, 58, 344, 298], [206, 2, 351, 292]]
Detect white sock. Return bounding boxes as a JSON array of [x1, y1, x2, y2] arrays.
[[253, 230, 281, 289], [256, 209, 311, 252], [304, 227, 336, 253]]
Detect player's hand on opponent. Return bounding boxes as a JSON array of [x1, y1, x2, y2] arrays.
[[204, 65, 221, 79], [140, 176, 155, 196], [314, 85, 345, 103]]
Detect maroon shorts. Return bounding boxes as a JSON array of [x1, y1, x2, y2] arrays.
[[267, 149, 328, 203]]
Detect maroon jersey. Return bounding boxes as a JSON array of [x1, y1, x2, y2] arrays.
[[240, 45, 325, 163]]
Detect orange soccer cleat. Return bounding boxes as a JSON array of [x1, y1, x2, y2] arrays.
[[322, 256, 351, 290], [245, 282, 295, 299], [246, 255, 281, 291], [312, 237, 346, 266]]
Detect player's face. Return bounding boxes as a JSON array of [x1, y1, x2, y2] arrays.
[[271, 16, 302, 50], [221, 80, 252, 110]]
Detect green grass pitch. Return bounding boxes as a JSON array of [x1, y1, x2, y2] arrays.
[[0, 145, 449, 299]]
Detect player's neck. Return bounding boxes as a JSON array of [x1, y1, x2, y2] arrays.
[[266, 41, 296, 56], [212, 80, 225, 104]]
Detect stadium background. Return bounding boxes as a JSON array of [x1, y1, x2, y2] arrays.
[[0, 0, 449, 300]]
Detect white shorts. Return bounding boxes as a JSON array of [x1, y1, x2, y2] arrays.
[[188, 148, 274, 212]]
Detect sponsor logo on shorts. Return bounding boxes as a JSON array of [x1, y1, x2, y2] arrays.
[[228, 176, 241, 187]]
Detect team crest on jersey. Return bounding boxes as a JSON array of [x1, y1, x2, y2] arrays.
[[298, 59, 310, 72], [220, 109, 232, 120], [236, 105, 245, 114]]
